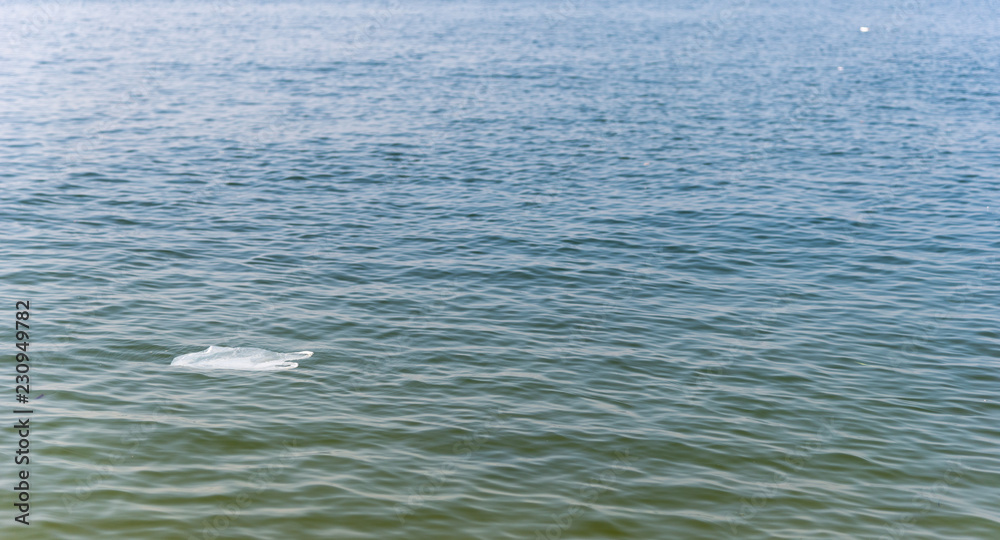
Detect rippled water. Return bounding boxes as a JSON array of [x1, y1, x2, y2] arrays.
[[2, 1, 999, 538]]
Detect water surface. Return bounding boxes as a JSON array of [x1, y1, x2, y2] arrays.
[[1, 1, 999, 538]]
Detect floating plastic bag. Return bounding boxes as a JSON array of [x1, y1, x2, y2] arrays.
[[171, 346, 312, 371]]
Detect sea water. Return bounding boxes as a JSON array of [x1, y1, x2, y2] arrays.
[[1, 1, 999, 538]]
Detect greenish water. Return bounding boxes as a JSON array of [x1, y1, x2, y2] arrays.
[[2, 1, 999, 538]]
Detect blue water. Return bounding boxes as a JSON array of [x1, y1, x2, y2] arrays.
[[2, 1, 999, 538]]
